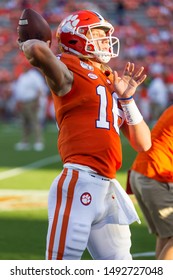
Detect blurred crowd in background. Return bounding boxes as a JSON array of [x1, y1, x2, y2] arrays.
[[1, 0, 173, 128]]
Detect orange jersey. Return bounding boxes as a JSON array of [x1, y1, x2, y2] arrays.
[[132, 105, 173, 182], [51, 53, 125, 178]]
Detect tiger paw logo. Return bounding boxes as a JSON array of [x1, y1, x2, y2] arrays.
[[61, 15, 79, 33], [80, 192, 92, 206]]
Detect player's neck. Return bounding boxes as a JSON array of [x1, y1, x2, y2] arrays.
[[91, 60, 102, 69], [88, 59, 102, 70], [89, 60, 112, 76]]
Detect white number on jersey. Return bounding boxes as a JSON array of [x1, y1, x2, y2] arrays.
[[96, 85, 124, 134]]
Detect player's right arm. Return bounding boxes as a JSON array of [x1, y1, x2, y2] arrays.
[[20, 39, 73, 96]]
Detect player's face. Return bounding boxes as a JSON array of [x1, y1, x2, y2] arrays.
[[86, 28, 110, 52]]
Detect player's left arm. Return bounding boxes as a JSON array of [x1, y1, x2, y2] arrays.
[[114, 62, 151, 152], [121, 120, 151, 152]]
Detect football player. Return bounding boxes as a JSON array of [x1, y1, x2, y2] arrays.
[[19, 10, 151, 260]]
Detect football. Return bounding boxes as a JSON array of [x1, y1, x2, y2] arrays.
[[17, 8, 52, 44]]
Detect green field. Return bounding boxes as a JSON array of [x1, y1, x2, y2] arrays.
[[0, 121, 155, 260]]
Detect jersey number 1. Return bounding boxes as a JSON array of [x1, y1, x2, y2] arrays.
[[96, 85, 120, 134]]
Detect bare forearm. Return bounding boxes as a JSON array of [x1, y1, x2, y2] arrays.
[[22, 39, 58, 72], [21, 39, 46, 66], [128, 120, 151, 151], [122, 120, 151, 152]]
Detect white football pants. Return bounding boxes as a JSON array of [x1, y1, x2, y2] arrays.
[[45, 168, 138, 260]]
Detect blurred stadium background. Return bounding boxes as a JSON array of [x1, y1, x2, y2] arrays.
[[1, 0, 173, 124], [0, 0, 172, 259]]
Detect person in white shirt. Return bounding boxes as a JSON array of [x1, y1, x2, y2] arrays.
[[148, 70, 168, 125], [14, 66, 48, 151]]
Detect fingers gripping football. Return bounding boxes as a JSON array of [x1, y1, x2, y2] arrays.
[[17, 8, 52, 45]]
